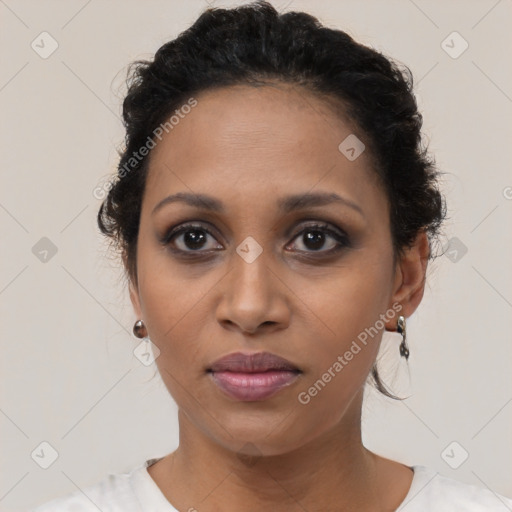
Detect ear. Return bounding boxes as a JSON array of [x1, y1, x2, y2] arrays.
[[385, 229, 430, 330], [123, 251, 142, 319], [129, 278, 143, 319]]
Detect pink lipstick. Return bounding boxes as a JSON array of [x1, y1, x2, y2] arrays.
[[207, 351, 301, 401]]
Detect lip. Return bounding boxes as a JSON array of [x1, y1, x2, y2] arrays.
[[209, 351, 300, 373], [207, 351, 302, 401]]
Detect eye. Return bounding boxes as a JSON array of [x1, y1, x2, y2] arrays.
[[287, 222, 350, 254], [162, 223, 222, 254], [161, 221, 350, 257]]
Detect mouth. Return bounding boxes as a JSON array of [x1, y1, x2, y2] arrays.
[[207, 351, 302, 401]]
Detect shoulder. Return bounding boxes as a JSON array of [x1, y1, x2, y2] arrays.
[[29, 465, 143, 512], [398, 465, 512, 511]]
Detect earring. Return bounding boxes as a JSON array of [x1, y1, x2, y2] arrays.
[[396, 315, 410, 360], [133, 320, 148, 339]]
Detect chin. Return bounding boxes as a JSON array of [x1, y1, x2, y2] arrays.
[[206, 418, 312, 458]]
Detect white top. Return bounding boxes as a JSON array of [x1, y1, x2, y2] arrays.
[[30, 456, 512, 511]]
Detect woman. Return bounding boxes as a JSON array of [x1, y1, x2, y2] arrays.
[[31, 1, 512, 510]]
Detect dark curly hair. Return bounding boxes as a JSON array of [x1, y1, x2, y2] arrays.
[[97, 0, 446, 399]]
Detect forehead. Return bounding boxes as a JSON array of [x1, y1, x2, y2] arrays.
[[143, 83, 385, 217]]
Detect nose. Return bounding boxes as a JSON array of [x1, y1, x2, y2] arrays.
[[216, 250, 291, 336]]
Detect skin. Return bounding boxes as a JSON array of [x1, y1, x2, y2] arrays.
[[128, 83, 430, 511]]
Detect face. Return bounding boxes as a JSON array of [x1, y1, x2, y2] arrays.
[[129, 83, 421, 457]]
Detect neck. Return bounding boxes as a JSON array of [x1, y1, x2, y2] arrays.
[[159, 392, 392, 511]]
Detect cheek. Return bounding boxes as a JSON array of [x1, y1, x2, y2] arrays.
[[306, 256, 392, 344], [294, 255, 392, 397], [139, 275, 211, 363], [134, 264, 242, 422], [136, 226, 213, 336], [135, 250, 211, 380]]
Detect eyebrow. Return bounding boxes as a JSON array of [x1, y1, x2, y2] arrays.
[[151, 191, 364, 217]]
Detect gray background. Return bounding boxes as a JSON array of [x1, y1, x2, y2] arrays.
[[1, 0, 511, 510]]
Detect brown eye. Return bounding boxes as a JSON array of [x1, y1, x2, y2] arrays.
[[288, 223, 350, 254], [161, 221, 350, 258], [162, 223, 222, 253]]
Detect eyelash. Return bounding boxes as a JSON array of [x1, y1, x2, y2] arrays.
[[160, 221, 351, 258]]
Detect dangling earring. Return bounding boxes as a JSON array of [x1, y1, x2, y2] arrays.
[[133, 319, 148, 339], [396, 315, 410, 360]]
